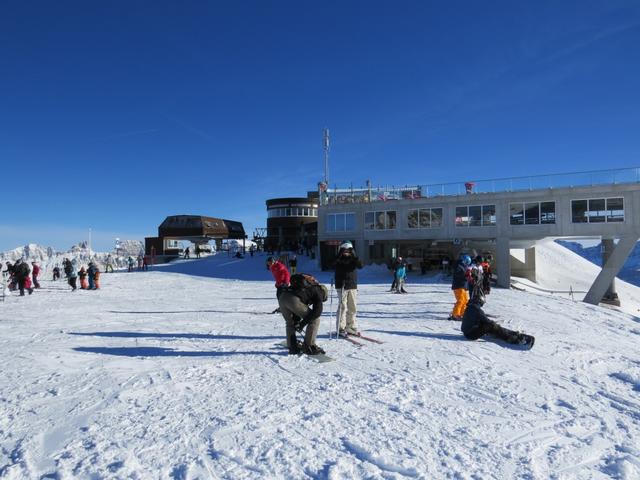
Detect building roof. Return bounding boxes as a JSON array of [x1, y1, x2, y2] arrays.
[[158, 215, 245, 240]]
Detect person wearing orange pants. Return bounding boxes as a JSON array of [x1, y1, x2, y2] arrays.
[[449, 254, 471, 320]]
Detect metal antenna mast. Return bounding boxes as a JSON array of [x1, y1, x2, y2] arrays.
[[323, 128, 330, 185]]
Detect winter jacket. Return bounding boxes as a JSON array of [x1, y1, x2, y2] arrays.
[[69, 260, 78, 278], [334, 255, 363, 290], [292, 284, 325, 324], [32, 265, 40, 277], [461, 301, 491, 337], [269, 260, 290, 288], [451, 260, 467, 290], [395, 266, 406, 280], [88, 264, 98, 279], [13, 263, 30, 280]]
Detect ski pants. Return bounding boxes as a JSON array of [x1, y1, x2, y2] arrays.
[[32, 274, 40, 289], [278, 291, 320, 348], [88, 275, 95, 290], [336, 288, 358, 330], [68, 276, 77, 290], [451, 288, 469, 318], [463, 319, 520, 344], [395, 278, 405, 293]]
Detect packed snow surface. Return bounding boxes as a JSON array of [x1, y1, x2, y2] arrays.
[[1, 246, 640, 479]]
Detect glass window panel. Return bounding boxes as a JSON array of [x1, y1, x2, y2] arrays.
[[419, 209, 430, 228], [365, 212, 375, 230], [285, 208, 291, 216], [540, 202, 555, 224], [335, 213, 346, 231], [482, 205, 496, 226], [525, 203, 540, 225], [572, 200, 588, 223], [326, 214, 336, 232], [455, 206, 468, 226], [606, 197, 624, 222], [588, 199, 606, 223], [510, 203, 524, 225], [431, 208, 443, 227], [469, 206, 482, 226], [386, 211, 397, 229], [408, 210, 419, 228], [375, 212, 386, 230], [345, 213, 356, 231]]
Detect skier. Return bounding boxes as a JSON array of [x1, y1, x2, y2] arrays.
[[105, 254, 115, 273], [31, 261, 41, 288], [394, 262, 407, 293], [289, 255, 298, 275], [13, 259, 33, 296], [461, 296, 535, 349], [52, 265, 61, 281], [278, 273, 328, 355], [466, 256, 484, 299], [267, 256, 290, 313], [78, 267, 89, 289], [389, 257, 405, 292], [334, 241, 363, 336], [67, 259, 78, 291], [449, 254, 471, 320], [87, 262, 98, 290]]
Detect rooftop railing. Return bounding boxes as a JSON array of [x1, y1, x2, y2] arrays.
[[320, 167, 640, 205]]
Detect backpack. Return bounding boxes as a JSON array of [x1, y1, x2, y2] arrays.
[[290, 273, 328, 302]]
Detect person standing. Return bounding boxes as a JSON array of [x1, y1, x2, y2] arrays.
[[68, 259, 78, 291], [78, 266, 89, 289], [395, 262, 407, 293], [278, 275, 327, 355], [31, 261, 41, 288], [87, 262, 98, 290], [52, 265, 61, 281], [105, 254, 115, 273], [127, 256, 135, 272], [449, 254, 471, 320], [334, 241, 363, 336]]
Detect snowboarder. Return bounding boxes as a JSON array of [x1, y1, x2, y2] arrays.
[[449, 254, 471, 320], [334, 241, 363, 336], [278, 273, 328, 355], [461, 296, 534, 349], [31, 261, 41, 288]]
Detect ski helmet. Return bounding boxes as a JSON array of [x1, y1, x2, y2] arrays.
[[339, 241, 353, 250], [461, 255, 472, 266]]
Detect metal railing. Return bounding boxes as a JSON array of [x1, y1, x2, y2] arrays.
[[320, 167, 640, 205]]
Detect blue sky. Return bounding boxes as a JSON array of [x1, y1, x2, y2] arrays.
[[1, 1, 639, 251]]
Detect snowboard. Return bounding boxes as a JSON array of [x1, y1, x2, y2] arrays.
[[518, 334, 535, 350], [277, 342, 335, 363]]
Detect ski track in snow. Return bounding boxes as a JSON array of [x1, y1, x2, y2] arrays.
[[1, 250, 640, 479]]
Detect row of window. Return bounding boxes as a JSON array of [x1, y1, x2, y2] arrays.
[[325, 197, 625, 232], [268, 207, 318, 218]]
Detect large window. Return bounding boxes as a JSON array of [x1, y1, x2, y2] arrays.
[[326, 213, 356, 232], [269, 207, 318, 218], [408, 208, 443, 228], [456, 205, 495, 227], [571, 198, 624, 223], [365, 210, 397, 230], [510, 201, 556, 225]]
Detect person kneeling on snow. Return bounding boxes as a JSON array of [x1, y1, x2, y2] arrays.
[[278, 274, 328, 355], [461, 296, 535, 349]]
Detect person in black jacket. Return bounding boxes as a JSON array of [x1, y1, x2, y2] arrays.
[[461, 296, 535, 349], [278, 279, 327, 355], [334, 241, 363, 336], [13, 259, 33, 296]]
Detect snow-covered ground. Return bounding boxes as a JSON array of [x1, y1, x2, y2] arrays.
[[1, 246, 640, 479]]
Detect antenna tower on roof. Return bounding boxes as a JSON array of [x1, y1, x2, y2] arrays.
[[323, 127, 330, 185]]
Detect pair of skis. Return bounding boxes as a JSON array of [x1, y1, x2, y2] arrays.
[[329, 279, 383, 347]]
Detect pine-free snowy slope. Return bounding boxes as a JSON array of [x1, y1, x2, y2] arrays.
[[1, 249, 639, 479]]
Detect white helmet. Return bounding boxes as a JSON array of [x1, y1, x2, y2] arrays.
[[339, 241, 353, 250]]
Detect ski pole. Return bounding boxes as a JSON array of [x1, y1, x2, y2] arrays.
[[329, 278, 334, 339]]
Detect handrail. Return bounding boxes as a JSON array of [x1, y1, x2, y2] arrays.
[[320, 166, 640, 205]]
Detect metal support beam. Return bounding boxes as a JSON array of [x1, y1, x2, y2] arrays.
[[583, 236, 638, 305]]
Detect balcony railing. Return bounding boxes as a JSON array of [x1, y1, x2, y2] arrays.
[[320, 167, 640, 205]]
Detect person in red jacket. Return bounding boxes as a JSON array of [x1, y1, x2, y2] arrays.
[[266, 256, 290, 313], [31, 261, 41, 288]]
